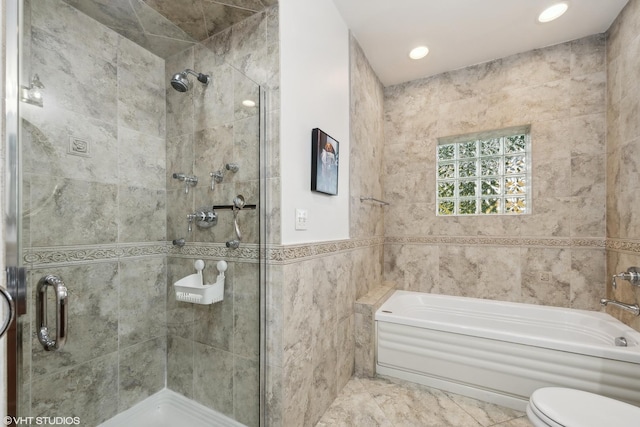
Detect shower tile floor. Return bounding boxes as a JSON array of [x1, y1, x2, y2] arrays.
[[316, 376, 534, 427]]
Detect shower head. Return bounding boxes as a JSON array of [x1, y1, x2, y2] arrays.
[[170, 69, 210, 92], [170, 73, 189, 92]]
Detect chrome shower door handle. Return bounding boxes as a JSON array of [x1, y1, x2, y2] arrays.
[[0, 285, 15, 339], [36, 275, 68, 351]]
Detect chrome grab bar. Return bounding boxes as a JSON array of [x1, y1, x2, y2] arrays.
[[359, 196, 390, 206], [0, 285, 15, 339], [211, 204, 257, 211], [36, 275, 68, 351]]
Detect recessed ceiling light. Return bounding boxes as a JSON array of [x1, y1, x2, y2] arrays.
[[242, 99, 256, 107], [538, 2, 569, 23], [409, 46, 429, 60]]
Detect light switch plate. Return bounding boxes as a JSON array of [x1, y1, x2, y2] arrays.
[[295, 208, 308, 230]]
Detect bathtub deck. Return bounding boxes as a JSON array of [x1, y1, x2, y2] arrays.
[[98, 388, 244, 427]]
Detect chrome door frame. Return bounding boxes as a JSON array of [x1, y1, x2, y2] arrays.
[[4, 0, 27, 420]]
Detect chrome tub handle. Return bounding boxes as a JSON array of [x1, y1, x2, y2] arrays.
[[36, 275, 68, 351], [0, 285, 15, 339]]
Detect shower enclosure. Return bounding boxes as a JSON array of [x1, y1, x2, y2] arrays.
[[4, 0, 270, 425]]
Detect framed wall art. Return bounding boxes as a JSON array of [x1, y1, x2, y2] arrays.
[[311, 128, 339, 195]]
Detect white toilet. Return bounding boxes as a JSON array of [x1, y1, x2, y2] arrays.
[[527, 387, 640, 427]]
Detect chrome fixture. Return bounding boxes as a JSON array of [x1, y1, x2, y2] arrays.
[[209, 163, 239, 190], [226, 240, 240, 249], [360, 196, 390, 206], [172, 172, 198, 194], [600, 298, 640, 316], [212, 200, 257, 212], [36, 275, 68, 351], [233, 194, 246, 209], [0, 285, 14, 339], [170, 69, 210, 92], [210, 195, 257, 249], [612, 267, 640, 289], [232, 195, 246, 241], [172, 238, 185, 247], [187, 207, 218, 233], [20, 74, 45, 107], [615, 336, 628, 347], [210, 170, 224, 190]]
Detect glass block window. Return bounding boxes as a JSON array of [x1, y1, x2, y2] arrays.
[[436, 127, 531, 216]]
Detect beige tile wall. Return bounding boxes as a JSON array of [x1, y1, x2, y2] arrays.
[[606, 0, 640, 330], [382, 34, 608, 311], [265, 35, 386, 426]]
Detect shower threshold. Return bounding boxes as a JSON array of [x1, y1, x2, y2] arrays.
[[98, 388, 244, 427]]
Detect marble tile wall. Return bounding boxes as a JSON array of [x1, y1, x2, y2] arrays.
[[606, 0, 640, 331], [166, 254, 260, 427], [267, 242, 383, 427], [265, 34, 386, 427], [383, 35, 608, 311], [164, 6, 278, 427], [349, 34, 385, 239], [62, 0, 197, 58], [354, 283, 394, 378], [20, 0, 168, 424], [60, 0, 278, 60]]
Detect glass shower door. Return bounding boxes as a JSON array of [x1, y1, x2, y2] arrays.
[[6, 0, 266, 425], [16, 0, 171, 423]]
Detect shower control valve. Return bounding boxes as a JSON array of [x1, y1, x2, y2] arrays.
[[210, 170, 224, 190], [172, 173, 198, 194], [187, 207, 218, 233], [209, 164, 239, 191], [612, 267, 640, 289]]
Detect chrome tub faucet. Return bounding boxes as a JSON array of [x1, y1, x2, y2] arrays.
[[600, 298, 640, 316]]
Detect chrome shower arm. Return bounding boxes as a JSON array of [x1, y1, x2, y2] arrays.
[[184, 69, 210, 84]]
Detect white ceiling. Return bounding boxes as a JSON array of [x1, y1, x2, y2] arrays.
[[332, 0, 629, 87]]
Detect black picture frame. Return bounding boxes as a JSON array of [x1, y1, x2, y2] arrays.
[[311, 128, 339, 195]]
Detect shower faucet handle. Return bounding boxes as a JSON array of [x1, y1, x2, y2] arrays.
[[173, 173, 198, 194], [209, 164, 239, 191], [612, 267, 640, 289], [210, 170, 224, 190]]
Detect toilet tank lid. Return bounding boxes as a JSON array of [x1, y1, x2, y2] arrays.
[[530, 387, 640, 427]]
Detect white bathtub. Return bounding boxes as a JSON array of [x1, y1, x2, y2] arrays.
[[375, 290, 640, 411]]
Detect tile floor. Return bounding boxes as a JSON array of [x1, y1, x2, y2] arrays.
[[316, 376, 533, 427]]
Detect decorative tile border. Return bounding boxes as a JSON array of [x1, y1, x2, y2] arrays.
[[23, 237, 386, 266], [24, 242, 261, 266], [268, 237, 384, 264], [606, 239, 640, 253], [385, 235, 607, 248], [26, 236, 639, 267], [169, 243, 260, 261], [23, 242, 169, 267]]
